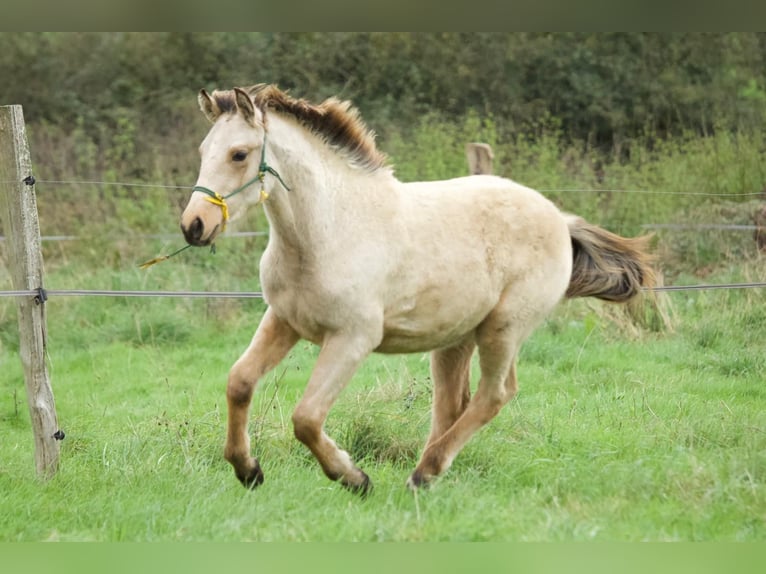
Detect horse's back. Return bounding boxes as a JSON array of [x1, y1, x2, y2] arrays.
[[402, 175, 565, 229], [400, 175, 571, 270]]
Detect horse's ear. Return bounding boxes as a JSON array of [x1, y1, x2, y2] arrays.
[[234, 87, 257, 126], [198, 89, 220, 123]]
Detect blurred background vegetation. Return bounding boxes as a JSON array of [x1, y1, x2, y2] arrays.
[[0, 32, 764, 277], [4, 33, 766, 148]]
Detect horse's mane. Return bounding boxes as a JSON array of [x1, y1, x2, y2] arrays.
[[213, 84, 388, 173]]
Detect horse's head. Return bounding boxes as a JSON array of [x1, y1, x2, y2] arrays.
[[181, 87, 265, 247]]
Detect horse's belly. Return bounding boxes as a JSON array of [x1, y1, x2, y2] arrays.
[[375, 328, 474, 354], [376, 294, 493, 353]]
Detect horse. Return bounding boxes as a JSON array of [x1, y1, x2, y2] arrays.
[[180, 84, 655, 494]]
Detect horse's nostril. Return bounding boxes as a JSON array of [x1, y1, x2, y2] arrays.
[[183, 217, 204, 245], [191, 217, 203, 239]]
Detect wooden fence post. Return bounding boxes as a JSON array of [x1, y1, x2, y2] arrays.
[[465, 142, 494, 175], [0, 105, 60, 479]]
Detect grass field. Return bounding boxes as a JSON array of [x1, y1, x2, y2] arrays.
[[1, 249, 764, 541]]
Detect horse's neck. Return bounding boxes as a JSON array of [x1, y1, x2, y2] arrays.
[[263, 116, 395, 255]]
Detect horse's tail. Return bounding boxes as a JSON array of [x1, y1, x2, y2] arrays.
[[564, 214, 655, 302]]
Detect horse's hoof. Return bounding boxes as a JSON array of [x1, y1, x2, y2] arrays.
[[235, 459, 264, 489], [406, 470, 431, 490], [342, 471, 372, 497]]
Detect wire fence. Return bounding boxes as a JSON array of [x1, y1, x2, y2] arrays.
[[0, 179, 191, 191], [643, 224, 763, 231], [0, 231, 268, 242], [1, 176, 765, 299], [2, 283, 766, 300], [0, 289, 264, 299], [5, 177, 763, 198], [1, 225, 763, 243]]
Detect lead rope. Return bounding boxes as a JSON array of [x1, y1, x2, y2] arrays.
[[137, 243, 193, 270], [139, 132, 290, 269]]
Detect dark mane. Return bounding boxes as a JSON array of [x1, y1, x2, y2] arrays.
[[238, 84, 389, 172], [209, 91, 238, 115]]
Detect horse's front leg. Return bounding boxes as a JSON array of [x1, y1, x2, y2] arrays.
[[291, 332, 378, 495], [225, 307, 299, 488]]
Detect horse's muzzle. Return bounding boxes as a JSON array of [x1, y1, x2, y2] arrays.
[[181, 216, 208, 246]]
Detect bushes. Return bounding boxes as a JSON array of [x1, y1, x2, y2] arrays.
[[1, 33, 763, 276], [3, 33, 766, 151]]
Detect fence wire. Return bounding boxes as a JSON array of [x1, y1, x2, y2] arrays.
[[0, 231, 268, 242], [3, 177, 763, 198], [1, 283, 765, 300]]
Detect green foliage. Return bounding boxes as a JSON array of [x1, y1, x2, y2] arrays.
[[3, 33, 766, 154], [385, 110, 500, 182]]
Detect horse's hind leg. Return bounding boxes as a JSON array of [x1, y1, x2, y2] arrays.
[[225, 307, 299, 488], [407, 311, 526, 489], [425, 340, 475, 450]]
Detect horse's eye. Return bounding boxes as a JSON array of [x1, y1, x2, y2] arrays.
[[232, 151, 248, 162]]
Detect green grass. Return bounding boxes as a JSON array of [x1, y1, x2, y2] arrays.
[[1, 259, 764, 540]]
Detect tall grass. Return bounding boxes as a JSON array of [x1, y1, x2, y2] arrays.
[[385, 113, 766, 239], [1, 112, 765, 541]]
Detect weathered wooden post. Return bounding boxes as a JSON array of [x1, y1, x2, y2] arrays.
[[0, 105, 60, 479], [465, 142, 494, 175], [754, 204, 766, 253]]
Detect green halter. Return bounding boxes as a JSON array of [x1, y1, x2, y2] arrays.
[[191, 132, 291, 228]]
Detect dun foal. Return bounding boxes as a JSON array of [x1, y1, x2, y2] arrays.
[[180, 84, 654, 493]]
